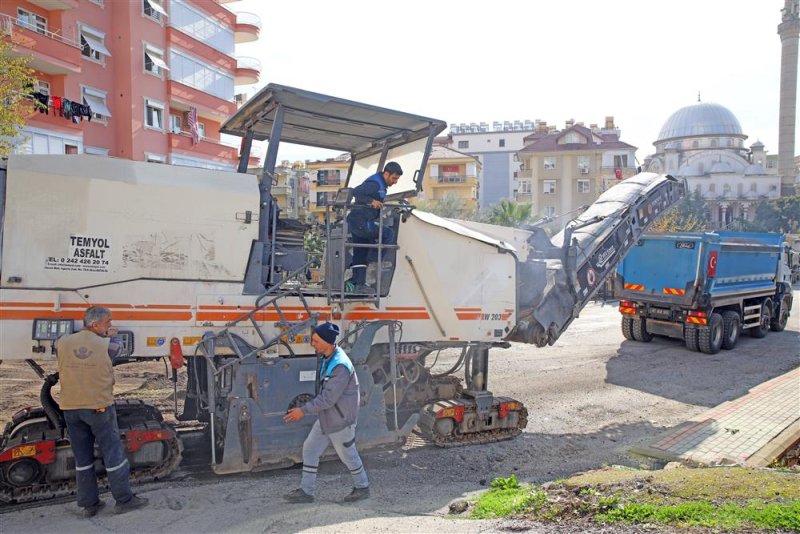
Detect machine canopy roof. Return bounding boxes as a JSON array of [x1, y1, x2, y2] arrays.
[[220, 84, 447, 159]]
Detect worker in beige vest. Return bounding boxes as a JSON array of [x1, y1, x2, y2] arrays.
[[55, 306, 148, 517]]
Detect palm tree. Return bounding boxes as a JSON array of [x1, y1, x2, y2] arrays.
[[488, 200, 534, 227]]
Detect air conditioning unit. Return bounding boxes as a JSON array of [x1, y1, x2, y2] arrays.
[[580, 167, 590, 174]]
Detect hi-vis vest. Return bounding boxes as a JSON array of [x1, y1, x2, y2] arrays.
[[56, 329, 115, 409], [320, 347, 354, 380]]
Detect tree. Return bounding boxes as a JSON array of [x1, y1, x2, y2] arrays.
[[487, 199, 534, 227], [416, 192, 480, 221], [743, 195, 800, 233], [649, 188, 709, 232], [0, 29, 36, 157]]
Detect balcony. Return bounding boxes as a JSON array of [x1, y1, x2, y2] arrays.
[[168, 132, 238, 162], [168, 81, 236, 121], [431, 175, 477, 186], [27, 0, 78, 9], [234, 12, 261, 43], [2, 14, 81, 75], [235, 56, 261, 85]]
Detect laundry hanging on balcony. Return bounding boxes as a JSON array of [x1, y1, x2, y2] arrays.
[[28, 92, 94, 123]]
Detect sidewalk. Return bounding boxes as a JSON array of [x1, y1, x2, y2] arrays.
[[632, 367, 800, 467]]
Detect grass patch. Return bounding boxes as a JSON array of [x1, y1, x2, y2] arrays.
[[467, 468, 800, 530]]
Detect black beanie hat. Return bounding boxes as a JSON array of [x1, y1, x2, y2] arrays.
[[314, 322, 339, 345]]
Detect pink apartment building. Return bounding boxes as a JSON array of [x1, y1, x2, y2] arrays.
[[1, 0, 261, 170]]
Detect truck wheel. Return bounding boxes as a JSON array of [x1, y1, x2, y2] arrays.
[[749, 304, 771, 338], [684, 327, 700, 351], [632, 318, 653, 342], [721, 311, 741, 350], [621, 317, 636, 340], [698, 313, 723, 354], [770, 297, 790, 332]]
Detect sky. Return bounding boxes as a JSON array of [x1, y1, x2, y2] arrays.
[[228, 0, 797, 166]]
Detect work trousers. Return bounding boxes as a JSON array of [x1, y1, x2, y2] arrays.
[[64, 406, 133, 508], [347, 212, 395, 286], [300, 420, 368, 496]]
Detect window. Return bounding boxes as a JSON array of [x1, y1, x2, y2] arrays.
[[750, 183, 757, 192], [692, 140, 699, 148], [145, 153, 167, 163], [34, 80, 50, 96], [85, 146, 109, 156], [711, 139, 718, 148], [170, 0, 234, 55], [577, 179, 590, 194], [144, 44, 168, 76], [81, 85, 112, 122], [577, 156, 590, 174], [458, 140, 469, 149], [709, 184, 716, 193], [543, 180, 556, 194], [143, 0, 167, 22], [544, 157, 556, 170], [520, 180, 531, 194], [169, 114, 182, 133], [17, 8, 47, 34], [80, 25, 111, 62], [613, 155, 628, 168], [543, 206, 556, 218], [88, 0, 104, 6], [145, 98, 165, 130], [766, 159, 776, 169], [317, 169, 341, 186], [196, 122, 205, 139], [499, 139, 506, 148], [769, 184, 778, 192], [169, 50, 235, 101], [723, 183, 731, 194]]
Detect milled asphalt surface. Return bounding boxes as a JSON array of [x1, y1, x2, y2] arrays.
[[3, 291, 798, 533]]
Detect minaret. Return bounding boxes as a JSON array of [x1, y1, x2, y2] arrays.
[[778, 0, 799, 194]]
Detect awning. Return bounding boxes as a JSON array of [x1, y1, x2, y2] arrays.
[[145, 50, 170, 71], [84, 94, 112, 117], [82, 33, 111, 57], [145, 0, 168, 17]]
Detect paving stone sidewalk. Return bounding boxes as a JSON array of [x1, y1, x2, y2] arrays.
[[632, 367, 800, 466]]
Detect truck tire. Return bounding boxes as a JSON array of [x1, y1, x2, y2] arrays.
[[698, 313, 723, 354], [621, 317, 635, 340], [770, 296, 790, 332], [721, 311, 741, 350], [748, 304, 771, 338], [631, 317, 653, 342], [684, 327, 699, 351]]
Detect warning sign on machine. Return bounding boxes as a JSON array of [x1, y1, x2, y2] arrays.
[[45, 234, 111, 273]]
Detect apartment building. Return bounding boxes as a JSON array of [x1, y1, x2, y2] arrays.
[[271, 160, 310, 220], [439, 120, 535, 210], [516, 117, 637, 221], [2, 0, 261, 170], [306, 155, 349, 224], [418, 145, 480, 210]]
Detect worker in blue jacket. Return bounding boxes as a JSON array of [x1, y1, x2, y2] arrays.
[[345, 161, 403, 292], [283, 322, 369, 503]]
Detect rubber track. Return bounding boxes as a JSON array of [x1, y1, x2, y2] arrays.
[[430, 408, 528, 448], [0, 421, 182, 505]]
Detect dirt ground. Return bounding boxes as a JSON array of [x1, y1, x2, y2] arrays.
[[1, 293, 798, 533]]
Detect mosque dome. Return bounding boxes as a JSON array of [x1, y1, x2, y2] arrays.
[[744, 163, 766, 175], [657, 102, 744, 142]]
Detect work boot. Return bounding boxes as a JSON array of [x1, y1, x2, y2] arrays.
[[283, 488, 314, 503], [82, 499, 105, 518], [114, 495, 149, 514], [343, 486, 370, 503]]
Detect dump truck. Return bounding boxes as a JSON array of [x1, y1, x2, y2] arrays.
[[0, 84, 685, 503], [613, 231, 794, 353]]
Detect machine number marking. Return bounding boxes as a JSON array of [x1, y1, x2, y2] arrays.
[[12, 445, 36, 458], [675, 241, 696, 249], [482, 313, 503, 321]]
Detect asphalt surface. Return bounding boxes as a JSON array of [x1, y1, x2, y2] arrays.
[[2, 293, 798, 533]]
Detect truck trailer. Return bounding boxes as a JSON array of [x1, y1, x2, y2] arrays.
[[613, 231, 794, 353]]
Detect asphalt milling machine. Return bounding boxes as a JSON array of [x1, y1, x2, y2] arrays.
[[0, 84, 685, 504]]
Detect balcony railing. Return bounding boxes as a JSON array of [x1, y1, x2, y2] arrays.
[[2, 13, 80, 48], [433, 175, 476, 184], [237, 56, 262, 71]]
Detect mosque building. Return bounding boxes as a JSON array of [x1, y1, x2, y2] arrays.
[[642, 101, 781, 229]]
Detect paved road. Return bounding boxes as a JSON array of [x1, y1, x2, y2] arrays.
[[3, 293, 798, 533]]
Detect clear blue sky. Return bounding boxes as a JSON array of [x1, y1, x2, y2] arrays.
[[229, 0, 796, 166]]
